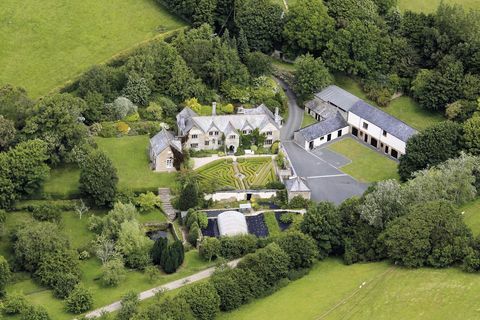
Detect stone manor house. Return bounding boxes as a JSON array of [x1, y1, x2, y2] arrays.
[[294, 86, 417, 159], [149, 103, 282, 172]]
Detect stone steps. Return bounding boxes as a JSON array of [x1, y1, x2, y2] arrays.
[[158, 188, 176, 221]]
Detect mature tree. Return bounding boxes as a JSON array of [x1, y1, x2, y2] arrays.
[[324, 20, 391, 78], [1, 139, 49, 200], [123, 73, 151, 106], [463, 235, 480, 272], [65, 284, 94, 314], [464, 116, 480, 155], [300, 202, 341, 259], [398, 121, 463, 180], [156, 96, 178, 119], [151, 237, 168, 265], [274, 230, 317, 269], [382, 201, 471, 268], [106, 96, 137, 120], [76, 65, 125, 101], [294, 54, 333, 101], [0, 84, 33, 128], [13, 222, 70, 272], [235, 0, 284, 53], [100, 258, 126, 287], [374, 0, 397, 15], [210, 267, 261, 311], [35, 250, 81, 298], [167, 58, 206, 101], [83, 91, 106, 124], [162, 240, 185, 274], [445, 99, 477, 122], [283, 0, 335, 55], [237, 243, 290, 287], [23, 94, 88, 164], [117, 291, 139, 320], [93, 202, 139, 240], [116, 220, 152, 269], [0, 255, 10, 297], [193, 0, 218, 27], [326, 0, 379, 27], [199, 237, 221, 261], [245, 52, 273, 78], [0, 115, 16, 150], [237, 28, 249, 61], [339, 198, 382, 264], [178, 282, 220, 320], [79, 151, 118, 207], [360, 180, 406, 229], [177, 182, 199, 211]]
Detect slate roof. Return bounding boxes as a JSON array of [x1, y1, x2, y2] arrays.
[[177, 104, 280, 136], [285, 177, 310, 192], [296, 113, 348, 142], [314, 85, 361, 112], [149, 128, 182, 157], [349, 100, 417, 142]]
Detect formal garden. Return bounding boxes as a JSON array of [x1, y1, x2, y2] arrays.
[[196, 157, 278, 191]]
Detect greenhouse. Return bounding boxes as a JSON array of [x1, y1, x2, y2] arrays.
[[217, 211, 249, 237]]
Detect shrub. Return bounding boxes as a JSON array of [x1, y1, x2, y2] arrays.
[[0, 255, 10, 297], [188, 222, 201, 246], [116, 121, 130, 134], [271, 141, 280, 154], [221, 103, 234, 114], [2, 293, 28, 315], [280, 212, 294, 224], [162, 241, 185, 274], [178, 282, 220, 320], [136, 192, 162, 213], [31, 204, 62, 223], [287, 195, 312, 209], [219, 234, 258, 260], [20, 305, 50, 320], [144, 265, 161, 283], [199, 237, 221, 261], [117, 292, 139, 320], [184, 98, 201, 114], [145, 102, 163, 121], [101, 258, 126, 287], [65, 284, 93, 314], [151, 237, 168, 266], [124, 112, 140, 122]]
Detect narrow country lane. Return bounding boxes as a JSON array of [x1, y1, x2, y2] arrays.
[[274, 77, 303, 141]]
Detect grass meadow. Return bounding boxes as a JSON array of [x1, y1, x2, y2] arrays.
[[0, 0, 185, 97], [328, 137, 400, 182], [217, 258, 480, 320], [398, 0, 480, 12]]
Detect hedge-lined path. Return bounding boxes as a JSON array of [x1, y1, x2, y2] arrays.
[[192, 154, 275, 170], [83, 259, 241, 319]]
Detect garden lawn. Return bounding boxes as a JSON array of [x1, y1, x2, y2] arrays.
[[301, 112, 318, 128], [398, 0, 480, 12], [42, 165, 81, 198], [218, 259, 480, 320], [0, 0, 185, 97], [461, 198, 480, 236], [95, 135, 175, 192], [328, 138, 399, 183], [334, 74, 443, 131], [263, 212, 281, 237]]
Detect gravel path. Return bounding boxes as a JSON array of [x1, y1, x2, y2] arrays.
[[83, 259, 241, 319]]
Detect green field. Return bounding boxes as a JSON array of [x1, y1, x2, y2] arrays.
[[328, 138, 399, 183], [334, 74, 444, 131], [0, 0, 185, 97], [398, 0, 480, 12], [218, 258, 480, 320]]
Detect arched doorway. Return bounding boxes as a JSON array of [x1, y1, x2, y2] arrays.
[[228, 145, 235, 153]]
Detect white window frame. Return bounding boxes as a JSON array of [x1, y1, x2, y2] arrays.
[[191, 134, 198, 139], [166, 157, 173, 169]]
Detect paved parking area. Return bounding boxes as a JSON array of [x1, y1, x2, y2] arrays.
[[283, 141, 368, 204]]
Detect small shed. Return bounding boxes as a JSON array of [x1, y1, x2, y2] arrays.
[[285, 176, 311, 201], [217, 211, 248, 237]]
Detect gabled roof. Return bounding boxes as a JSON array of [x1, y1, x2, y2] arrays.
[[314, 85, 361, 112], [295, 113, 348, 142], [285, 177, 310, 192], [150, 128, 182, 156], [349, 101, 417, 142]]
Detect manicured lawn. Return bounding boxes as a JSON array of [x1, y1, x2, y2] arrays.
[[301, 112, 318, 128], [328, 138, 399, 183], [461, 198, 480, 236], [263, 212, 281, 237], [334, 74, 443, 131], [95, 135, 176, 191], [42, 165, 81, 198], [0, 0, 185, 97], [218, 259, 480, 320], [398, 0, 480, 12]]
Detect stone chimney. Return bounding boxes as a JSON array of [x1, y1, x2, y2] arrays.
[[274, 107, 282, 126], [212, 102, 217, 116]]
